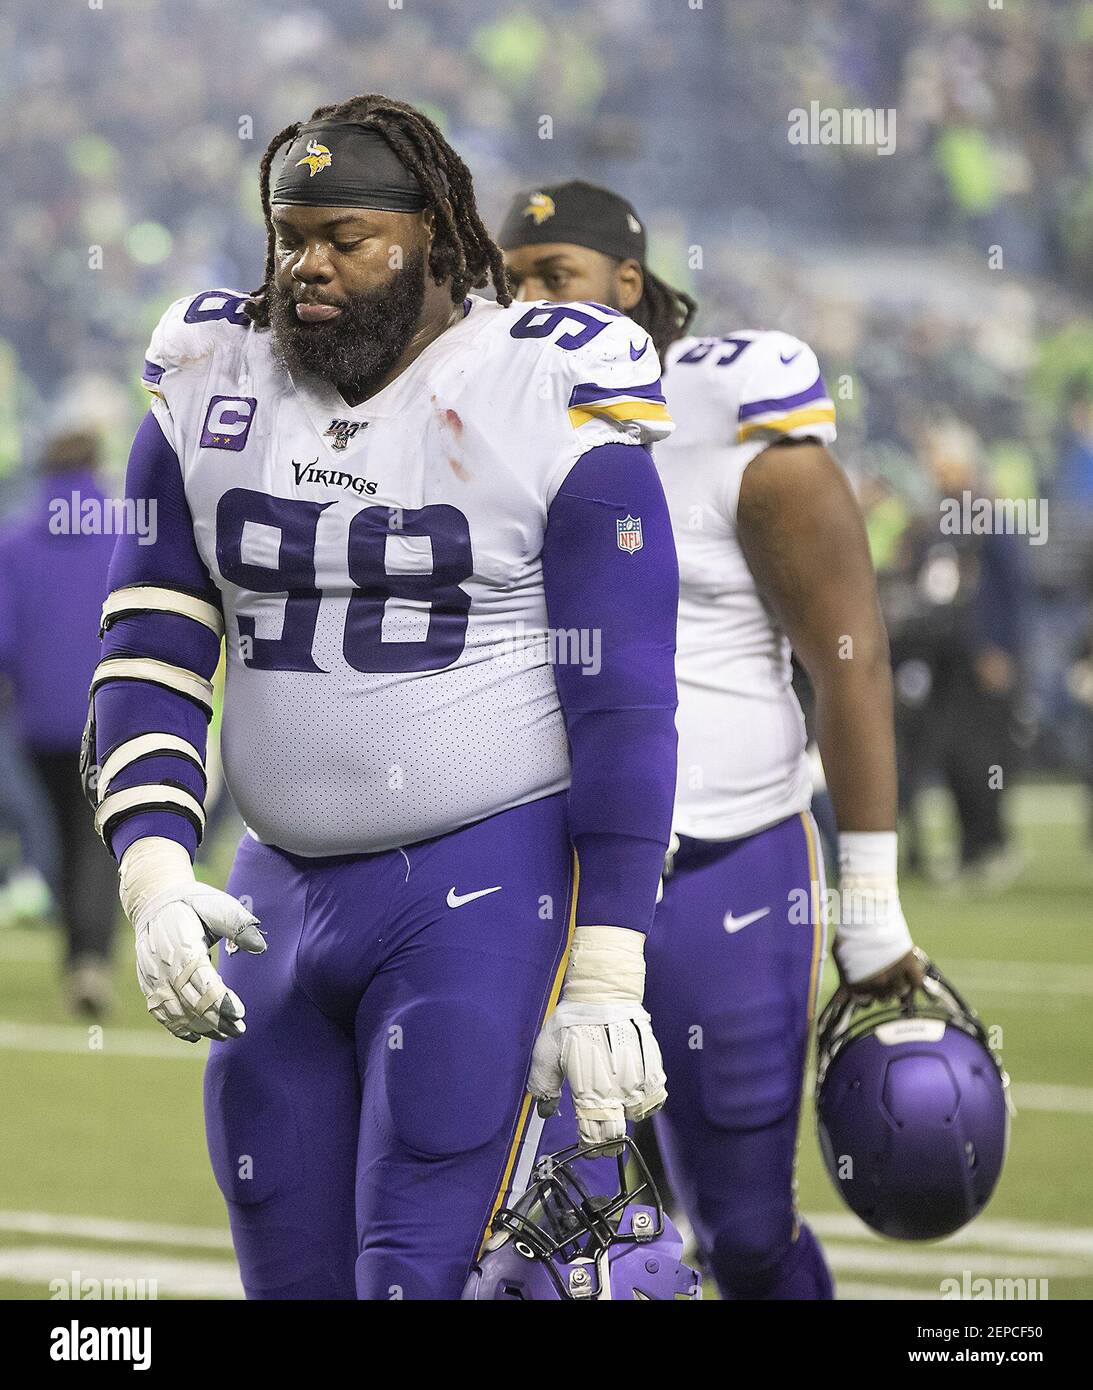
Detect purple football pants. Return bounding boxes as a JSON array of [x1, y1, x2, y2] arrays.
[[204, 792, 578, 1300], [645, 811, 835, 1300]]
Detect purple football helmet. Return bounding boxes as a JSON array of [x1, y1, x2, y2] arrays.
[[816, 953, 1013, 1241], [462, 1137, 701, 1300]]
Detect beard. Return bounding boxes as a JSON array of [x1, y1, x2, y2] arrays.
[[268, 246, 428, 399]]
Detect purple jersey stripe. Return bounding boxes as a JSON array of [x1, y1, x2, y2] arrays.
[[142, 359, 165, 384], [568, 378, 666, 409], [737, 374, 829, 421]]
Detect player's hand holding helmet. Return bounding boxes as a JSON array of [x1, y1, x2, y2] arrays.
[[816, 955, 1013, 1240], [119, 837, 266, 1043], [463, 1136, 701, 1300], [529, 925, 667, 1148]]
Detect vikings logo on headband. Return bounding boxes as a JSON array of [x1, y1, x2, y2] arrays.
[[272, 121, 429, 212], [522, 193, 556, 226], [296, 140, 332, 178]]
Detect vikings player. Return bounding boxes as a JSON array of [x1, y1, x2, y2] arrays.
[[501, 181, 924, 1300], [85, 101, 677, 1299]]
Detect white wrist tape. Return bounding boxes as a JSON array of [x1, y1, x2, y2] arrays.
[[839, 830, 898, 882], [561, 925, 646, 1005], [835, 832, 914, 983], [119, 836, 196, 932]]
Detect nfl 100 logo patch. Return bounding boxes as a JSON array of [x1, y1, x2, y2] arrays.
[[200, 396, 257, 451], [617, 514, 643, 554], [325, 418, 367, 452]]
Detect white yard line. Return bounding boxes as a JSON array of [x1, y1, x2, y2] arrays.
[[809, 1212, 1093, 1258], [0, 1241, 1073, 1301], [837, 1280, 941, 1300], [0, 1245, 242, 1298], [1011, 1082, 1093, 1116], [4, 1208, 1092, 1265], [940, 960, 1093, 997], [0, 1211, 231, 1249], [0, 1021, 205, 1060], [2, 1208, 1090, 1301], [824, 1245, 1087, 1278], [3, 1018, 1093, 1119]]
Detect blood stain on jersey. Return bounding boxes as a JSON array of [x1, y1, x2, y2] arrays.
[[433, 398, 470, 480], [617, 515, 643, 553]]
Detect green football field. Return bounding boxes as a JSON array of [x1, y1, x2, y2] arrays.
[[2, 781, 1090, 1300]]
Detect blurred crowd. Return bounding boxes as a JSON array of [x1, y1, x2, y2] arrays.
[[3, 0, 1092, 419], [2, 0, 1092, 1000]]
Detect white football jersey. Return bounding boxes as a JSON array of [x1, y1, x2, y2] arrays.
[[141, 291, 672, 855], [656, 330, 836, 841]]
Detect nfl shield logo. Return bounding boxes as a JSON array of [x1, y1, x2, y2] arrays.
[[617, 515, 643, 554]]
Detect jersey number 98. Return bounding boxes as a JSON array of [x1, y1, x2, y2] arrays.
[[216, 489, 473, 674]]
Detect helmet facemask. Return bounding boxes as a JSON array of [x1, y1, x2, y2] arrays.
[[487, 1137, 666, 1299]]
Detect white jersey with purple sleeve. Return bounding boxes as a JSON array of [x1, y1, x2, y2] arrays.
[[655, 330, 836, 842], [92, 291, 673, 862]]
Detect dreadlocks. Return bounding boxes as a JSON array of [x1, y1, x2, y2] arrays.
[[627, 267, 697, 366], [245, 93, 511, 329]]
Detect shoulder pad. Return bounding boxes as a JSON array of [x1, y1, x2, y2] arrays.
[[501, 299, 673, 447], [730, 330, 836, 447], [141, 289, 252, 396], [665, 329, 836, 446]]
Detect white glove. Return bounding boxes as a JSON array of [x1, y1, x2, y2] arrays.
[[119, 837, 266, 1043], [529, 925, 667, 1147], [833, 831, 915, 984]]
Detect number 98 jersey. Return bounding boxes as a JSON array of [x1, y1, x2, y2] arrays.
[[140, 290, 672, 856]]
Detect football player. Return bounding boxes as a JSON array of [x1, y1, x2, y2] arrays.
[[85, 102, 677, 1299], [500, 181, 925, 1300]]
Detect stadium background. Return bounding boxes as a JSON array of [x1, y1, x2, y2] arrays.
[[1, 0, 1091, 1299]]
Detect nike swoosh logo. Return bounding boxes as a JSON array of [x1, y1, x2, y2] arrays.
[[630, 339, 649, 360], [723, 906, 771, 933], [780, 349, 802, 365], [447, 885, 502, 909]]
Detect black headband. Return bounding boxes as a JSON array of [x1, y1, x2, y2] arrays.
[[271, 121, 429, 212], [498, 180, 646, 263]]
